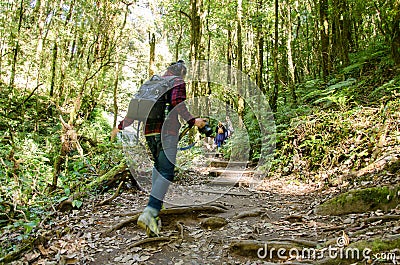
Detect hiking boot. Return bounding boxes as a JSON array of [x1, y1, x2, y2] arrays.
[[137, 208, 160, 237]]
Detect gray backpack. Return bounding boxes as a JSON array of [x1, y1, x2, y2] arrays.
[[126, 75, 178, 122]]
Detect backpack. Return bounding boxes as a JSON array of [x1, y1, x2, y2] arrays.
[[218, 127, 224, 134], [126, 75, 178, 122]]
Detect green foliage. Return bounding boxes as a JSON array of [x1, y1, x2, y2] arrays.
[[0, 102, 122, 258], [271, 96, 400, 176], [242, 108, 262, 161]]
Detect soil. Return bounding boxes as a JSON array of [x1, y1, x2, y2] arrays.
[[8, 154, 400, 265]]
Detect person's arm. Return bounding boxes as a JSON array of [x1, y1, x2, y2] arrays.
[[117, 117, 134, 130], [111, 117, 134, 140], [171, 80, 205, 128]]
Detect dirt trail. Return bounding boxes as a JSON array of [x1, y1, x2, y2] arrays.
[[10, 153, 400, 265]]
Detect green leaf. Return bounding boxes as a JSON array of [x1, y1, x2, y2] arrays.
[[72, 200, 83, 209], [23, 221, 38, 234], [57, 196, 69, 203]]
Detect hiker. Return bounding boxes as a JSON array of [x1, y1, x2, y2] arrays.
[[114, 60, 207, 237], [214, 121, 228, 149]]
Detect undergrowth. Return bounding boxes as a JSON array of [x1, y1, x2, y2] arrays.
[[269, 44, 400, 180], [0, 105, 123, 257]]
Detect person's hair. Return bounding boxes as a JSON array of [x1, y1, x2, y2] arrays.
[[168, 60, 187, 77]]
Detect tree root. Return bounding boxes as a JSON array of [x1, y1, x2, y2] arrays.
[[353, 153, 400, 178], [56, 162, 144, 212], [0, 231, 51, 264], [125, 221, 185, 249], [364, 214, 400, 224], [198, 189, 252, 196], [0, 242, 33, 264], [230, 239, 317, 258], [96, 181, 124, 206], [234, 208, 264, 219], [103, 204, 227, 235], [102, 213, 141, 235]]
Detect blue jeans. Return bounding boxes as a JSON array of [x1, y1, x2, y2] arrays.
[[145, 134, 178, 212]]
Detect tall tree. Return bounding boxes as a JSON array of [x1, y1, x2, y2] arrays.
[[375, 0, 400, 65], [149, 33, 156, 76], [320, 0, 330, 77], [237, 0, 245, 119], [270, 0, 279, 112], [256, 0, 265, 94], [286, 0, 297, 103]]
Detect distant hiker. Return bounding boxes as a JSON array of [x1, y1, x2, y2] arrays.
[[214, 121, 228, 149], [114, 60, 207, 237]]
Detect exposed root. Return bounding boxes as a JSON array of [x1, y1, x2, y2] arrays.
[[96, 181, 124, 206], [230, 239, 319, 260], [103, 205, 227, 235], [102, 213, 140, 235], [234, 208, 264, 219], [364, 214, 400, 223], [198, 189, 252, 196]]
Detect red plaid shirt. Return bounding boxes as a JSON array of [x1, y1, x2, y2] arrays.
[[119, 71, 195, 136]]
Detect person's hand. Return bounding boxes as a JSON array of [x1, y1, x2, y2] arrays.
[[194, 118, 207, 128], [111, 127, 120, 141]]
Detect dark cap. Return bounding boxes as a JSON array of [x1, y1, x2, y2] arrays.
[[168, 60, 187, 76]]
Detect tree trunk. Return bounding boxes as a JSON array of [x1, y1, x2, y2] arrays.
[[9, 0, 24, 90], [49, 42, 58, 98], [175, 20, 183, 61], [391, 7, 400, 66], [189, 0, 203, 118], [227, 27, 233, 86], [256, 0, 265, 94], [320, 0, 330, 77], [190, 0, 203, 63], [270, 0, 279, 113], [113, 61, 120, 128], [237, 0, 245, 120], [286, 1, 297, 104], [340, 0, 350, 66], [205, 0, 212, 116], [149, 32, 156, 76]]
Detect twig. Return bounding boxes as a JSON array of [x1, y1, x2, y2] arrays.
[[96, 181, 124, 206]]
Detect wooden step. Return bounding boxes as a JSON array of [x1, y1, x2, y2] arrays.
[[204, 152, 224, 158], [209, 159, 249, 168], [209, 169, 255, 177], [208, 175, 260, 187]]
